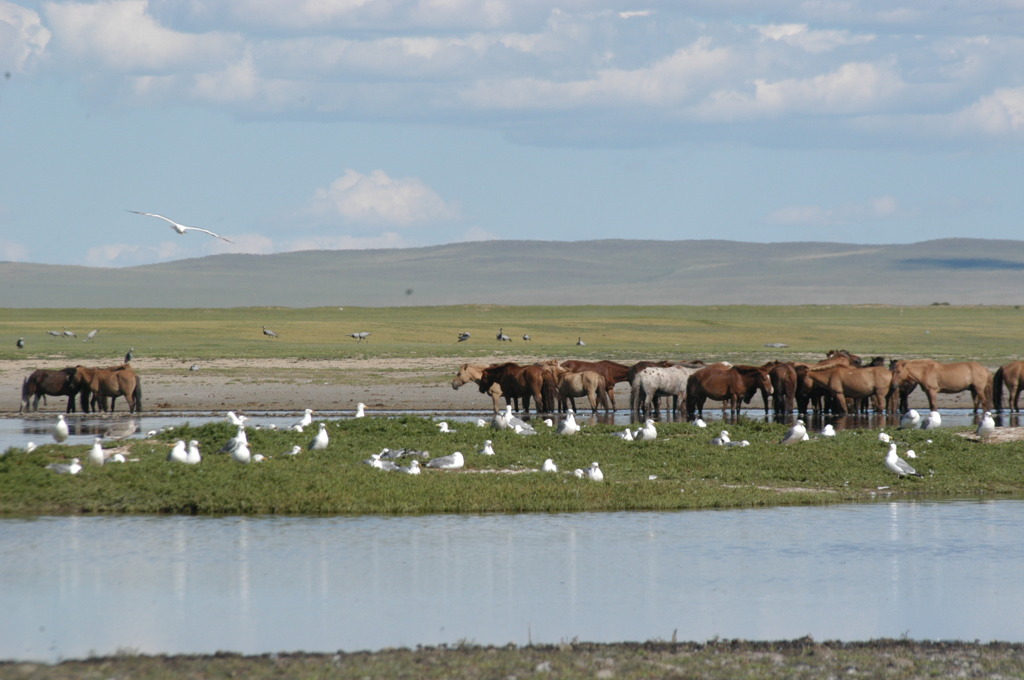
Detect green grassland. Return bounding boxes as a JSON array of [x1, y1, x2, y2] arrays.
[[3, 303, 1023, 364]]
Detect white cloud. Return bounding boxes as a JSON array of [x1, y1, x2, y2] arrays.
[[945, 86, 1024, 136], [0, 1, 50, 73], [310, 169, 460, 226], [0, 239, 29, 261], [460, 225, 501, 241], [756, 24, 875, 54], [767, 195, 900, 226]]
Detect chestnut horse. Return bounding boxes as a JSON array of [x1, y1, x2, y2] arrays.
[[20, 367, 79, 413], [760, 360, 797, 417], [889, 359, 992, 413], [560, 360, 631, 410], [74, 364, 143, 413], [800, 364, 893, 415], [554, 369, 611, 413], [476, 362, 555, 414], [451, 363, 505, 412], [685, 364, 773, 420], [992, 361, 1024, 413]]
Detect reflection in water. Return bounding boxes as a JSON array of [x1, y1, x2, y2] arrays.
[[2, 501, 1024, 662]]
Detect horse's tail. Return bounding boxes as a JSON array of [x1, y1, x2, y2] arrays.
[[19, 376, 31, 413], [133, 378, 143, 413], [992, 367, 1003, 412]]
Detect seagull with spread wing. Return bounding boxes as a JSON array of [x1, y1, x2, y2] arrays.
[[127, 210, 235, 243]]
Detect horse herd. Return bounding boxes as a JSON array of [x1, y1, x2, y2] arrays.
[[19, 364, 142, 414], [452, 352, 1024, 420]]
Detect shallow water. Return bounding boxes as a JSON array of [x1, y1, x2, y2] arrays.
[[3, 500, 1023, 662]]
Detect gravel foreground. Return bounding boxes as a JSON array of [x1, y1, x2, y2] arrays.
[[5, 639, 1024, 679]]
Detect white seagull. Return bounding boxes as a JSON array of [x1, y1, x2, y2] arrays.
[[612, 427, 634, 441], [436, 421, 456, 434], [293, 409, 314, 429], [780, 419, 807, 445], [186, 440, 202, 464], [885, 442, 922, 478], [542, 458, 558, 472], [167, 440, 188, 464], [282, 445, 302, 456], [821, 424, 836, 437], [977, 411, 996, 440], [128, 210, 235, 243], [309, 423, 330, 451], [478, 440, 496, 455], [710, 430, 731, 446], [426, 451, 465, 469], [355, 403, 366, 418], [635, 419, 657, 441], [88, 437, 106, 466], [398, 460, 421, 475], [476, 418, 488, 428], [693, 418, 707, 429], [878, 431, 891, 443], [556, 410, 580, 435], [231, 441, 252, 464], [217, 426, 248, 454], [53, 415, 69, 443], [47, 458, 82, 475], [226, 411, 248, 426], [920, 410, 941, 430], [900, 409, 921, 429], [587, 461, 604, 482]]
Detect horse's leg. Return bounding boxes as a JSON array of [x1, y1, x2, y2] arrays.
[[924, 387, 938, 412], [606, 385, 616, 411]]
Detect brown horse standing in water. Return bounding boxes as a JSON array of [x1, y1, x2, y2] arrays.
[[993, 361, 1024, 412], [560, 360, 631, 410], [553, 369, 611, 413], [685, 364, 773, 420], [74, 364, 143, 413], [451, 363, 505, 412], [801, 364, 893, 415], [761, 360, 798, 417], [889, 359, 992, 413], [476, 362, 556, 414], [20, 367, 79, 413]]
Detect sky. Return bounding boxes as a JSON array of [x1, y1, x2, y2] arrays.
[[1, 1, 1023, 268]]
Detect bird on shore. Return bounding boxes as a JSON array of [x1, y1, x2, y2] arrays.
[[478, 440, 495, 455], [977, 411, 996, 440], [878, 431, 891, 443], [293, 409, 313, 429], [457, 331, 471, 343], [349, 332, 371, 342], [128, 210, 235, 243], [62, 327, 76, 338], [587, 461, 604, 482], [309, 423, 330, 451], [87, 437, 106, 466], [84, 329, 99, 342], [900, 409, 921, 429], [231, 441, 252, 464], [576, 337, 586, 346], [355, 403, 366, 418], [16, 337, 24, 349], [612, 427, 634, 441], [426, 451, 464, 469], [168, 440, 188, 464], [496, 328, 511, 342], [556, 410, 580, 435], [710, 430, 730, 446], [217, 426, 248, 455], [436, 421, 456, 434], [226, 411, 248, 426], [52, 415, 69, 443], [921, 410, 941, 430], [186, 440, 202, 464], [47, 458, 82, 475], [821, 424, 836, 437], [885, 442, 922, 479], [262, 326, 278, 339], [693, 418, 707, 428], [635, 419, 657, 441], [282, 445, 302, 456], [125, 347, 134, 363], [522, 333, 531, 342], [780, 419, 807, 445], [542, 458, 558, 472], [398, 460, 421, 475]]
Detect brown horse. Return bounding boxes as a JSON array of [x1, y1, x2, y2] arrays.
[[685, 364, 773, 420], [793, 354, 858, 415], [992, 361, 1024, 412], [476, 362, 555, 414], [889, 359, 992, 412], [74, 364, 143, 413], [20, 367, 79, 413], [560, 360, 631, 410], [554, 369, 611, 413], [451, 363, 505, 412], [761, 360, 797, 417], [801, 364, 893, 415]]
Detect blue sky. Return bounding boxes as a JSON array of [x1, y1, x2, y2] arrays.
[[2, 1, 1023, 267]]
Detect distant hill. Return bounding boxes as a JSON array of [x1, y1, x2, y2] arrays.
[[3, 238, 1023, 308]]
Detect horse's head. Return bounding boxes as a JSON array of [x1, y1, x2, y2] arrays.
[[452, 363, 473, 390], [889, 360, 912, 387]]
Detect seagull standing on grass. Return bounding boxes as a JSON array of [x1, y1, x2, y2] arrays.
[[232, 441, 252, 464], [52, 415, 69, 443], [885, 443, 922, 479], [556, 410, 580, 435], [478, 440, 496, 455], [88, 437, 106, 466], [921, 410, 941, 430], [900, 409, 921, 429], [780, 419, 807, 445], [587, 461, 604, 482], [128, 210, 235, 243], [635, 419, 658, 441], [977, 411, 996, 440], [293, 409, 313, 429], [309, 423, 330, 451], [218, 426, 248, 454], [355, 403, 366, 418]]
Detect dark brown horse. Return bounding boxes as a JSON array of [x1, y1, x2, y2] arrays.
[[993, 361, 1024, 412], [685, 363, 773, 420], [889, 359, 992, 412], [560, 360, 631, 410], [451, 363, 505, 412], [476, 362, 555, 414], [20, 367, 79, 413], [74, 364, 143, 413], [760, 360, 797, 417], [794, 354, 858, 415]]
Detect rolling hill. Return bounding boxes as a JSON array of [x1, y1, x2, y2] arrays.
[[3, 238, 1023, 308]]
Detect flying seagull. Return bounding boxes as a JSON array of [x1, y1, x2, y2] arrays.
[[127, 210, 235, 244]]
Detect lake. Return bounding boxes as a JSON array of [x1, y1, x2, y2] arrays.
[[2, 500, 1023, 662]]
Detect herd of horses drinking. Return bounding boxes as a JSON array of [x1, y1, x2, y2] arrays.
[[18, 351, 1024, 421], [453, 351, 1024, 420]]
